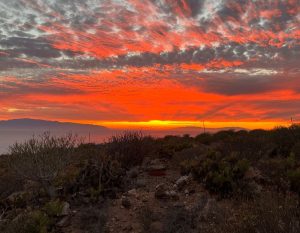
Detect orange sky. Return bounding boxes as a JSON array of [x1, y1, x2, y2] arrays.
[[0, 0, 299, 130]]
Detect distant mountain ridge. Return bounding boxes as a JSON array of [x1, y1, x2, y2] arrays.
[[0, 118, 246, 154], [0, 118, 109, 131], [0, 119, 111, 154]]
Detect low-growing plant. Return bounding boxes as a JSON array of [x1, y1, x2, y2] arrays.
[[8, 132, 78, 198], [3, 210, 49, 233], [228, 192, 300, 233], [287, 168, 300, 197], [72, 152, 124, 198], [191, 151, 250, 197], [106, 131, 152, 168], [43, 199, 64, 217]]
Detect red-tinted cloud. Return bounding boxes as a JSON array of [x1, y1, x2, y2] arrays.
[[0, 0, 299, 127]]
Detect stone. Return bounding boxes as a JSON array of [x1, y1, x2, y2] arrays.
[[127, 167, 139, 178], [149, 221, 164, 233], [244, 167, 262, 181], [167, 190, 179, 200], [174, 175, 190, 190], [146, 159, 167, 171], [155, 184, 178, 200], [136, 178, 146, 188], [121, 197, 131, 209], [127, 188, 138, 197], [57, 216, 71, 227], [61, 202, 70, 216], [155, 184, 169, 199]]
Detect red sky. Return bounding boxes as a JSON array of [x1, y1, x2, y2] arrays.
[[0, 0, 299, 129]]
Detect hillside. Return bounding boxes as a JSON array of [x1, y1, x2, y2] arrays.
[[0, 126, 299, 233]]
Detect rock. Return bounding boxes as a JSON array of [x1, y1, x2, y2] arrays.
[[149, 221, 164, 233], [57, 216, 71, 227], [136, 178, 146, 188], [155, 184, 178, 200], [155, 184, 169, 199], [121, 197, 131, 209], [146, 159, 167, 171], [249, 181, 263, 195], [244, 167, 262, 180], [173, 202, 185, 208], [123, 224, 133, 231], [174, 175, 190, 190], [127, 189, 138, 197], [167, 190, 179, 200], [127, 167, 139, 178], [7, 191, 28, 204], [184, 189, 189, 195], [146, 159, 167, 176], [61, 202, 70, 216]]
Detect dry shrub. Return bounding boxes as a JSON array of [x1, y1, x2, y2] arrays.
[[106, 131, 152, 168], [8, 132, 78, 198]]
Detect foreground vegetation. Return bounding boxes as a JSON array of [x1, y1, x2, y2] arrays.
[[0, 125, 299, 232]]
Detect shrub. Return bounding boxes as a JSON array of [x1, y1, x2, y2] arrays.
[[138, 205, 159, 233], [43, 199, 64, 217], [3, 210, 49, 233], [291, 141, 300, 160], [191, 151, 250, 197], [228, 193, 300, 233], [74, 207, 107, 233], [72, 152, 124, 198], [106, 131, 152, 168], [156, 135, 193, 158], [195, 133, 213, 145], [287, 168, 300, 196], [164, 206, 194, 233], [8, 132, 78, 198]]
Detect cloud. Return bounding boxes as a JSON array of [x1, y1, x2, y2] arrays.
[[0, 0, 299, 123]]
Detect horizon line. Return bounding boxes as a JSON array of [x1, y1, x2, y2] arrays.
[[0, 118, 294, 130]]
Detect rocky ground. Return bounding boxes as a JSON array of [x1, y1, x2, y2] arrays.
[[56, 158, 239, 233]]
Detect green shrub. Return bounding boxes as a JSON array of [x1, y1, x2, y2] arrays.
[[43, 199, 64, 217], [291, 141, 300, 160], [71, 153, 124, 198], [4, 210, 49, 233], [287, 168, 300, 196], [191, 151, 250, 197], [195, 133, 213, 145], [180, 159, 199, 175], [156, 135, 193, 158]]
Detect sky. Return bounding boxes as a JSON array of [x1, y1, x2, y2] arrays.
[[0, 0, 299, 129]]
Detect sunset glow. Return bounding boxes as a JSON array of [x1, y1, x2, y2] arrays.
[[0, 0, 299, 129]]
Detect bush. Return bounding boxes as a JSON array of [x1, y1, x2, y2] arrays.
[[156, 135, 194, 158], [228, 193, 300, 233], [8, 132, 78, 198], [43, 199, 64, 217], [195, 133, 213, 145], [3, 210, 49, 233], [191, 151, 250, 197], [71, 152, 124, 198], [164, 206, 194, 233], [106, 131, 152, 168], [74, 207, 107, 233], [287, 168, 300, 196]]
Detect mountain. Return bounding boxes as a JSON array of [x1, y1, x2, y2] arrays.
[[0, 119, 246, 154], [0, 119, 111, 154], [0, 118, 108, 131]]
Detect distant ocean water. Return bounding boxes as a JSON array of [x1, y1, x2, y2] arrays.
[[0, 130, 110, 155]]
